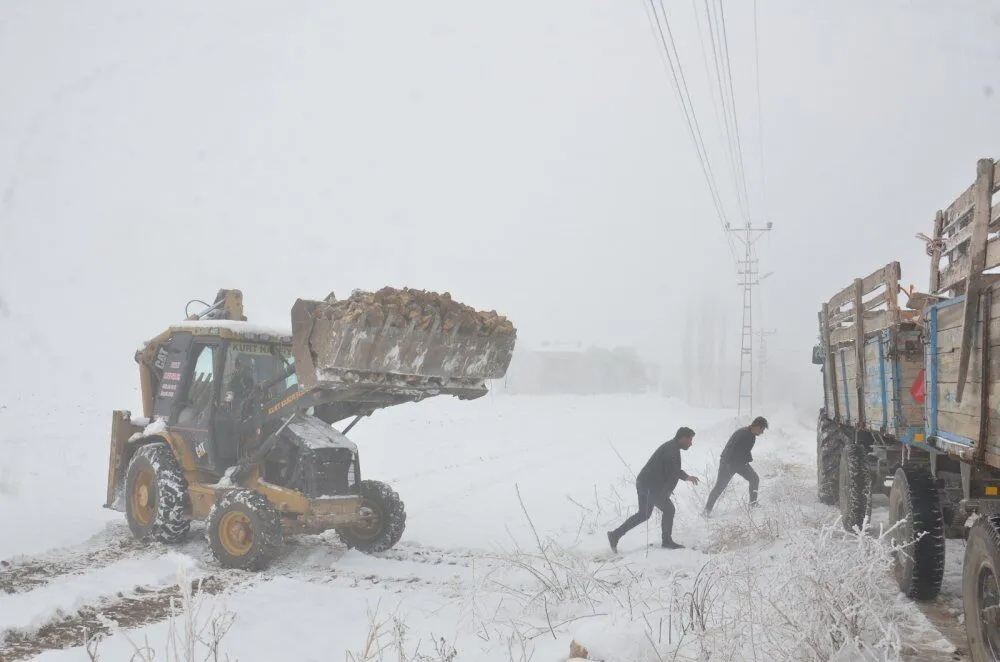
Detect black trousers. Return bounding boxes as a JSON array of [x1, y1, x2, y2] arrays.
[[705, 461, 759, 512], [611, 481, 675, 544]]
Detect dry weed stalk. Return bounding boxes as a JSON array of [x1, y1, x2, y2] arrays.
[[346, 600, 458, 662], [85, 567, 237, 662]]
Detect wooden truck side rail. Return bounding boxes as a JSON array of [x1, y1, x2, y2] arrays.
[[824, 261, 904, 347], [930, 159, 1000, 297], [928, 158, 1000, 404], [819, 261, 922, 436]]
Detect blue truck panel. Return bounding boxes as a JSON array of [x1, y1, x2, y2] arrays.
[[925, 295, 979, 450], [832, 325, 926, 446]]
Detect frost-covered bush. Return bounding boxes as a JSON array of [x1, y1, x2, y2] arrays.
[[641, 516, 908, 661]]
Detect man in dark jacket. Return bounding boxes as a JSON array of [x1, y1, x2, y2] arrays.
[[607, 427, 699, 552], [703, 416, 768, 514]]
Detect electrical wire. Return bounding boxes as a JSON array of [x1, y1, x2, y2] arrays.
[[752, 0, 771, 226], [642, 0, 740, 264], [691, 0, 740, 221], [706, 0, 755, 226], [701, 0, 749, 225], [717, 0, 754, 219]]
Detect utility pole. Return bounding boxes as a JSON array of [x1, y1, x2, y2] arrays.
[[756, 328, 777, 409], [727, 221, 773, 422]]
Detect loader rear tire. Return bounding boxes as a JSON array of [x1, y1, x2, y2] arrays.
[[124, 442, 191, 544], [337, 480, 406, 553], [962, 514, 1000, 662], [888, 465, 945, 600], [839, 443, 872, 532], [817, 425, 844, 506], [207, 489, 284, 571]]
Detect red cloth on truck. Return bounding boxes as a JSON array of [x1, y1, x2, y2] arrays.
[[911, 368, 925, 403]]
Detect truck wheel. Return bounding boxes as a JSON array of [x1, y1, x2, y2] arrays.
[[207, 489, 284, 571], [839, 443, 872, 532], [963, 514, 1000, 661], [337, 480, 406, 553], [124, 442, 191, 544], [943, 496, 970, 539], [817, 410, 834, 444], [888, 465, 945, 600], [818, 427, 845, 505]]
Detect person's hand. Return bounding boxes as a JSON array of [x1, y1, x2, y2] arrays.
[[685, 475, 700, 486]]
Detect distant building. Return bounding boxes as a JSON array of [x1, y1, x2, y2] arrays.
[[498, 342, 656, 395]]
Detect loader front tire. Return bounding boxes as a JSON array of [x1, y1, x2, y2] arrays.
[[817, 425, 844, 506], [124, 442, 191, 544], [207, 489, 284, 571], [888, 465, 945, 600], [962, 514, 1000, 662], [839, 443, 872, 533], [337, 480, 406, 553]]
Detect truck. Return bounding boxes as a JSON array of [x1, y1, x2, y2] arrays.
[[814, 158, 1000, 661]]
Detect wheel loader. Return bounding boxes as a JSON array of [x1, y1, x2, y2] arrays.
[[105, 288, 516, 570]]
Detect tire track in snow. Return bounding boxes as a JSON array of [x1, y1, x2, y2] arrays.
[[0, 523, 211, 596], [0, 521, 480, 597], [0, 534, 486, 658], [0, 574, 238, 662]]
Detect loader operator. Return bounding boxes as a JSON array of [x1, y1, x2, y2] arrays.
[[225, 356, 256, 416], [229, 357, 255, 396], [703, 416, 768, 515], [607, 426, 699, 553]]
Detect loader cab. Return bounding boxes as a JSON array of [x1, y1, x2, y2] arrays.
[[151, 328, 297, 476]]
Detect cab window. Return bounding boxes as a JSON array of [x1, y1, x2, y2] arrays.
[[177, 344, 216, 427]]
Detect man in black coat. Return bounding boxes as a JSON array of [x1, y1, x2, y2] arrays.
[[607, 427, 699, 552], [703, 416, 768, 514]]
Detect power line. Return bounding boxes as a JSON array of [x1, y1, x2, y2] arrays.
[[639, 1, 775, 415], [752, 0, 771, 225], [650, 0, 732, 239], [643, 0, 740, 263], [691, 0, 743, 225], [700, 0, 748, 225], [716, 0, 753, 219]]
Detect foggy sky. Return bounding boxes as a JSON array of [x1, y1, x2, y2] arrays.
[[0, 0, 998, 413]]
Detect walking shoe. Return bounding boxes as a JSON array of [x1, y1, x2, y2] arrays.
[[607, 531, 619, 553], [662, 539, 685, 550]]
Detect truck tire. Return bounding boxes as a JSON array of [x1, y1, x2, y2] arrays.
[[963, 514, 1000, 661], [818, 426, 845, 505], [817, 410, 833, 443], [839, 443, 872, 532], [943, 500, 969, 540], [888, 465, 945, 600], [207, 489, 284, 571], [124, 442, 191, 544], [337, 480, 406, 553]]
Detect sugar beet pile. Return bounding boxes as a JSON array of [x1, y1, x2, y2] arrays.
[[311, 287, 515, 336]]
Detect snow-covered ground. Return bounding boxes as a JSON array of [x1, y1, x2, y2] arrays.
[[0, 394, 969, 660]]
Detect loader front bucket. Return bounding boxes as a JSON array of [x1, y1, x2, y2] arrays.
[[290, 288, 516, 392]]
